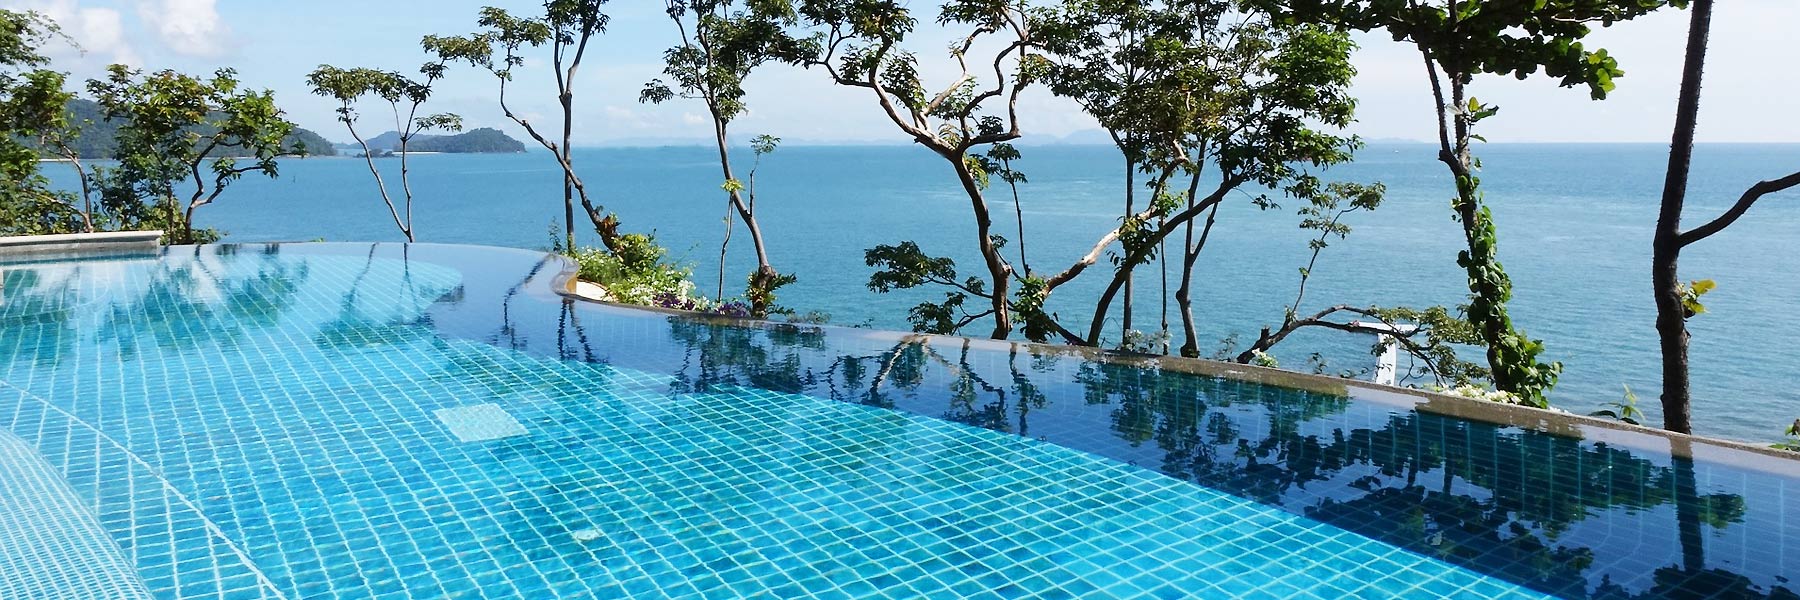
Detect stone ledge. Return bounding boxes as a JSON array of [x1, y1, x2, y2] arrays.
[[0, 230, 162, 257]]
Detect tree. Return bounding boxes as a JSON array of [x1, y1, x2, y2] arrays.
[[852, 1, 1379, 355], [307, 63, 463, 242], [1032, 1, 1375, 354], [0, 10, 86, 236], [87, 65, 302, 244], [1651, 0, 1800, 434], [801, 0, 1043, 339], [1032, 0, 1184, 339], [425, 1, 622, 252], [1256, 0, 1683, 406], [1225, 182, 1490, 390], [642, 0, 815, 317]]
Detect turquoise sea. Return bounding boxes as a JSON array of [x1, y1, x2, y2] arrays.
[[43, 143, 1800, 442]]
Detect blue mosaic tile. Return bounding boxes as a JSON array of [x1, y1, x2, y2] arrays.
[[0, 244, 1792, 599]]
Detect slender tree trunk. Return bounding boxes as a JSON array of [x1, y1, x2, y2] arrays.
[[561, 86, 578, 249], [1007, 156, 1027, 274], [162, 193, 177, 242], [710, 113, 779, 315], [717, 200, 734, 303], [1177, 197, 1217, 358], [59, 148, 94, 233], [344, 114, 408, 242], [397, 133, 416, 242], [1443, 78, 1508, 384], [1652, 0, 1712, 434], [182, 184, 205, 245], [1421, 47, 1549, 401], [949, 153, 1012, 338], [1122, 153, 1135, 333], [1159, 217, 1168, 352]]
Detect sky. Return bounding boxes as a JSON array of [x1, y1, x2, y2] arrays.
[[5, 0, 1797, 146]]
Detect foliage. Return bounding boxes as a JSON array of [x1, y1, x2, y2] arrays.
[[1678, 278, 1715, 318], [1116, 329, 1169, 354], [0, 10, 85, 236], [865, 241, 988, 334], [567, 233, 704, 307], [1258, 0, 1683, 101], [1029, 0, 1375, 348], [1248, 0, 1681, 406], [1368, 305, 1488, 386], [1775, 420, 1800, 453], [1232, 181, 1497, 394], [641, 0, 816, 118], [425, 1, 622, 252], [87, 65, 301, 244], [1590, 385, 1646, 426], [1436, 384, 1524, 406], [32, 99, 337, 160], [1452, 165, 1562, 406], [642, 1, 810, 319], [801, 0, 1041, 339], [307, 62, 461, 242]]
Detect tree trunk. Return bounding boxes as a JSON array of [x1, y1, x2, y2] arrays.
[[710, 113, 779, 316], [397, 133, 416, 242], [1652, 0, 1712, 434], [949, 153, 1012, 339], [1007, 157, 1027, 274], [1122, 154, 1135, 334], [60, 149, 94, 233], [561, 90, 577, 250], [1176, 202, 1217, 358], [1086, 179, 1234, 345]]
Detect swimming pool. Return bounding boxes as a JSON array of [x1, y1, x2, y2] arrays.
[[0, 243, 1793, 599]]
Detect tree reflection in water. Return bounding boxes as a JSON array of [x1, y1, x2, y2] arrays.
[[647, 318, 1792, 599]]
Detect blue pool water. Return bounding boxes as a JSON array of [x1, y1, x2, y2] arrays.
[[45, 143, 1800, 442], [0, 243, 1795, 599]]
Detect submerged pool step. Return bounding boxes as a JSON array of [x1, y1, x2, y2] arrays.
[[0, 430, 154, 600]]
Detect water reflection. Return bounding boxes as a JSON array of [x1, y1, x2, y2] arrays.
[[10, 243, 1782, 600], [615, 312, 1793, 599]]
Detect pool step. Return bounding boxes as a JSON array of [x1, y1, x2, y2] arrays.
[[0, 429, 154, 600]]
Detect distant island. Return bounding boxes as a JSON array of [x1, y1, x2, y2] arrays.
[[345, 128, 528, 155], [43, 99, 337, 158]]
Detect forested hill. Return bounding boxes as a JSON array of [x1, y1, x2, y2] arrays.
[[358, 127, 528, 154], [39, 99, 337, 158]]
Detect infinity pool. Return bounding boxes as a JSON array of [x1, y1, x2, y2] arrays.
[[0, 243, 1793, 599]]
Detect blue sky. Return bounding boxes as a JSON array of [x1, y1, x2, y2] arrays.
[[8, 0, 1798, 145]]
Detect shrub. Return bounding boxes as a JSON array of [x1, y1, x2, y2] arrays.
[[567, 233, 702, 307]]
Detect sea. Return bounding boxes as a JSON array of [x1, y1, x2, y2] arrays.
[[42, 143, 1800, 443]]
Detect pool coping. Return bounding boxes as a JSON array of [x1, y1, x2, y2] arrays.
[[540, 249, 1800, 472], [0, 231, 163, 257]]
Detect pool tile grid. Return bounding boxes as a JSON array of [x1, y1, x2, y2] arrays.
[[0, 249, 1601, 599]]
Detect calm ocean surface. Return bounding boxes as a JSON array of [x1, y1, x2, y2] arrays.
[[44, 143, 1800, 442]]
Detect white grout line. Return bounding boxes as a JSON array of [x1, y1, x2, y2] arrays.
[[0, 378, 293, 600]]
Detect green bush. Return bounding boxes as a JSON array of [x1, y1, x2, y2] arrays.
[[567, 233, 703, 307]]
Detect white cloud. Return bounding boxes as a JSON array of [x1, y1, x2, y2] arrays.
[[74, 6, 136, 64], [602, 104, 654, 130], [1, 0, 138, 65], [136, 0, 229, 58]]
